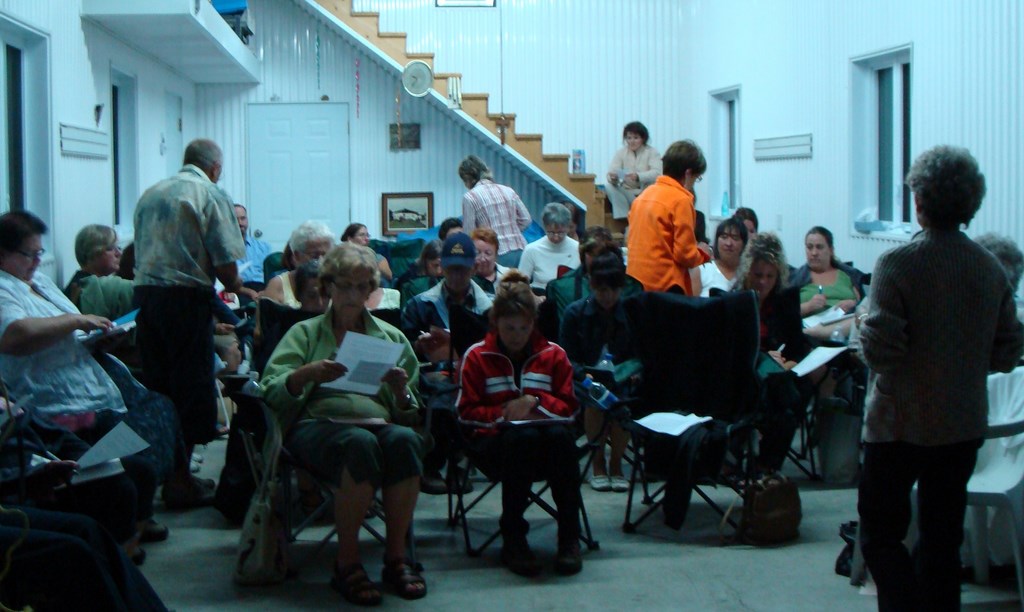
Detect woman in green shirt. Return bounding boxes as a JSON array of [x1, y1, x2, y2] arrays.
[[261, 243, 426, 606]]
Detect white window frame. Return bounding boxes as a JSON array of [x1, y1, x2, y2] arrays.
[[850, 44, 913, 238], [0, 13, 51, 227], [709, 85, 741, 219]]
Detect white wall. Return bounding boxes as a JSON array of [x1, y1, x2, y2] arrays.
[[357, 0, 695, 185], [3, 0, 1021, 281], [683, 0, 1024, 275], [356, 0, 1024, 278], [197, 0, 570, 249], [0, 1, 197, 282]]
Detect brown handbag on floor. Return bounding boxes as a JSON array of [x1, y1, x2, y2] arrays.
[[737, 474, 802, 545]]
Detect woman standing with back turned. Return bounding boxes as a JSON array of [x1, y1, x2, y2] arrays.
[[858, 145, 1023, 611]]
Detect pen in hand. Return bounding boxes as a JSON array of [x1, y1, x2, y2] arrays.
[[777, 343, 786, 354]]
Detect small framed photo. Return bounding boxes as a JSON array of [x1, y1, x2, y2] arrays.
[[382, 192, 434, 236], [389, 123, 421, 150]]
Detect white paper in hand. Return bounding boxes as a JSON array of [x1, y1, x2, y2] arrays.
[[791, 345, 848, 377], [322, 332, 405, 395]]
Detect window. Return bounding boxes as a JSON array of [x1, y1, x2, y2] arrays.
[[0, 14, 50, 226], [709, 86, 740, 217], [111, 69, 138, 225], [851, 46, 912, 235], [4, 44, 23, 211]]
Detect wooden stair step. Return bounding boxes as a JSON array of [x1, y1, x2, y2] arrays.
[[543, 153, 569, 162]]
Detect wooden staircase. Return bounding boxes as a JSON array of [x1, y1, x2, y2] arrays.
[[313, 0, 606, 228]]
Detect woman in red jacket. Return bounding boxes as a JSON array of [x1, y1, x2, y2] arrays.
[[457, 271, 582, 577]]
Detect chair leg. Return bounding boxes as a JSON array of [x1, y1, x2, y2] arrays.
[[970, 505, 990, 584]]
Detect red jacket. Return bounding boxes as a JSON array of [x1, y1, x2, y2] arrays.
[[457, 329, 578, 436]]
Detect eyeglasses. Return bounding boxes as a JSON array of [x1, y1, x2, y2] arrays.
[[329, 280, 372, 294], [16, 248, 45, 261], [546, 230, 567, 238], [695, 175, 704, 183]]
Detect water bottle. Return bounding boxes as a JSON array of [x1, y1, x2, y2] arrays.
[[582, 377, 618, 411], [240, 370, 261, 397], [594, 352, 615, 373], [829, 326, 847, 345]]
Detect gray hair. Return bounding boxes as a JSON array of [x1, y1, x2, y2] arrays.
[[736, 232, 789, 294], [905, 145, 986, 230], [458, 155, 493, 185], [74, 224, 117, 267], [977, 233, 1024, 292], [288, 220, 335, 255], [541, 202, 572, 228], [182, 138, 222, 173]]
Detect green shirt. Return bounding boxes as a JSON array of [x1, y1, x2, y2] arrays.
[[799, 269, 857, 314], [261, 309, 421, 431]]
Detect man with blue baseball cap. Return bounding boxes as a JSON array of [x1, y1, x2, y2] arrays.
[[401, 232, 493, 493]]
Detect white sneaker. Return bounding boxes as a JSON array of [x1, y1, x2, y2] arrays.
[[590, 475, 612, 492], [610, 476, 629, 492]]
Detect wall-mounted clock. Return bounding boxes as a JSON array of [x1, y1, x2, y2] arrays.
[[401, 60, 433, 97]]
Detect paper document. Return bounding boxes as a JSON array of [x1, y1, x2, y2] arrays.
[[52, 421, 150, 485], [78, 308, 139, 347], [635, 412, 712, 436], [791, 345, 848, 377], [322, 332, 405, 395], [503, 416, 576, 427], [803, 306, 855, 329]]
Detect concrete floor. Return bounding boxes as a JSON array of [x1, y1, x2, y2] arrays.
[[140, 440, 1021, 611]]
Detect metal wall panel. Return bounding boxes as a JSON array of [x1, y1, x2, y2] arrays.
[[1, 1, 198, 281], [197, 0, 567, 246], [2, 0, 1021, 282], [355, 0, 1024, 285], [680, 0, 1024, 277], [358, 0, 694, 180]]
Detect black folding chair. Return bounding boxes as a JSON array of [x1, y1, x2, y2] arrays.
[[618, 290, 762, 534], [447, 420, 600, 557]]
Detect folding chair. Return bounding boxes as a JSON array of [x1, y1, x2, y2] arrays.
[[446, 421, 600, 557], [618, 290, 762, 534], [231, 392, 419, 571]]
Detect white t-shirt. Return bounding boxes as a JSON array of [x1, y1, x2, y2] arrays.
[[518, 237, 581, 290], [698, 261, 737, 297]]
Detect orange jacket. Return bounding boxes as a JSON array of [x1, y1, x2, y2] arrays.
[[625, 176, 710, 294]]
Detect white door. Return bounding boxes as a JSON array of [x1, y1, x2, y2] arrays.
[[247, 103, 350, 249]]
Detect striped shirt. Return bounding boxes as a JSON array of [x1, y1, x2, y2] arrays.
[[461, 179, 531, 255]]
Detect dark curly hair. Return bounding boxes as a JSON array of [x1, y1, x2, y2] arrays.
[[905, 145, 986, 230]]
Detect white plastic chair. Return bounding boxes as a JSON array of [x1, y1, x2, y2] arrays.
[[965, 418, 1024, 599], [899, 368, 1024, 606]]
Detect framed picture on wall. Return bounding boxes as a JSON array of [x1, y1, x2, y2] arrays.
[[382, 192, 434, 236]]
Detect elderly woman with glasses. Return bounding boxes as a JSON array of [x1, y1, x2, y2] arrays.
[[62, 224, 137, 330], [261, 243, 426, 606], [263, 220, 335, 308], [0, 211, 170, 563], [517, 203, 581, 293]]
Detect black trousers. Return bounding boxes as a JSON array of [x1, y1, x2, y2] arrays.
[[135, 285, 217, 447], [858, 438, 981, 612], [0, 506, 167, 612], [469, 425, 581, 542]]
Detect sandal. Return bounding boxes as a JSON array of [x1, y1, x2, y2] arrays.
[[330, 563, 381, 607], [382, 557, 427, 600]]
